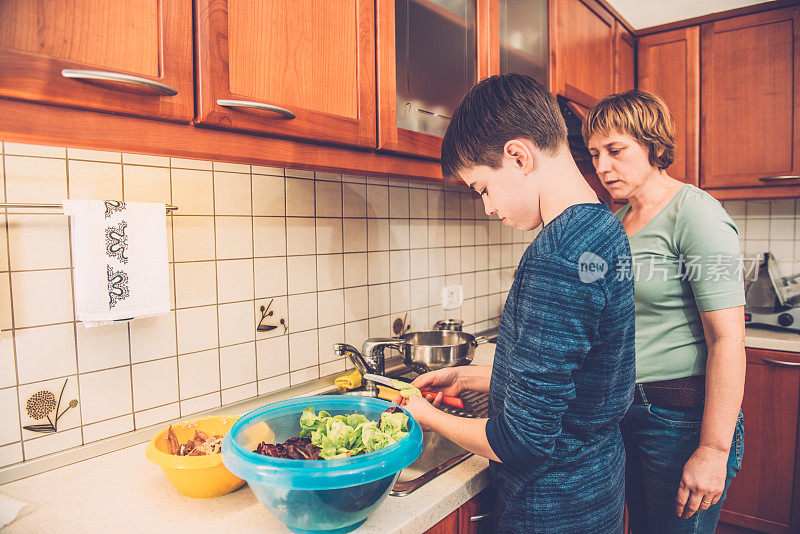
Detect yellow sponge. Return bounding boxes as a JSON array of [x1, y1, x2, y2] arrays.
[[334, 369, 362, 393]]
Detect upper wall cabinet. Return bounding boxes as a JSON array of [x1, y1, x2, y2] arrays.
[[700, 6, 800, 189], [0, 0, 193, 122], [195, 0, 377, 149], [638, 27, 700, 186], [378, 0, 480, 159], [614, 21, 635, 93], [550, 0, 615, 108], [498, 0, 549, 84]]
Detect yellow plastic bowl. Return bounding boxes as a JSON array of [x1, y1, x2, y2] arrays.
[[145, 415, 245, 498]]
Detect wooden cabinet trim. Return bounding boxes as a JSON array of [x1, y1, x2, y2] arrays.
[[477, 0, 500, 80], [194, 0, 377, 148], [637, 26, 700, 186], [0, 0, 193, 122], [0, 97, 442, 181]]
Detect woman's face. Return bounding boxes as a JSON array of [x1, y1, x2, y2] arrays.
[[460, 159, 542, 231], [587, 130, 658, 200]]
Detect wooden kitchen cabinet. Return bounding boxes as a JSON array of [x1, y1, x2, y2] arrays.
[[0, 0, 193, 122], [700, 6, 800, 190], [195, 0, 377, 149], [718, 348, 800, 533], [425, 488, 494, 533], [550, 0, 615, 108], [637, 26, 700, 186]]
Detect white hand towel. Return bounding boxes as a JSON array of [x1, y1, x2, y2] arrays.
[[0, 493, 31, 529], [63, 199, 170, 327]]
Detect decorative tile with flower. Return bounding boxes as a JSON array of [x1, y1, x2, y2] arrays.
[[23, 379, 79, 434]]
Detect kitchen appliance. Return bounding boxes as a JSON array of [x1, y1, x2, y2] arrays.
[[432, 319, 463, 331], [745, 253, 800, 333]]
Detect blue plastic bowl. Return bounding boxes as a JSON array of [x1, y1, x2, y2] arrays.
[[222, 395, 423, 534]]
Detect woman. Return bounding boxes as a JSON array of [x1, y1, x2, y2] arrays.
[[583, 90, 745, 533], [394, 74, 635, 532]]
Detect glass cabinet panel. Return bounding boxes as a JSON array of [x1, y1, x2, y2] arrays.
[[499, 0, 548, 85], [395, 0, 477, 137]]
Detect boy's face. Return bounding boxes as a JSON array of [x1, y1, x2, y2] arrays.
[[460, 157, 542, 231]]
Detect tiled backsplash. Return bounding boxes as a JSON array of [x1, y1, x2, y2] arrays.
[[721, 198, 800, 277], [0, 142, 532, 469]]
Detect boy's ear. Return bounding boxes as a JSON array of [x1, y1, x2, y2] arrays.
[[503, 139, 535, 173]]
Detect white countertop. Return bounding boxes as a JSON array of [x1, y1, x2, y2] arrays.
[[0, 344, 499, 534], [745, 326, 800, 353]]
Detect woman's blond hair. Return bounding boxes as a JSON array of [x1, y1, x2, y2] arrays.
[[582, 90, 676, 170]]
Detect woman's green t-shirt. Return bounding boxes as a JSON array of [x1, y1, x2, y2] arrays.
[[616, 184, 745, 383]]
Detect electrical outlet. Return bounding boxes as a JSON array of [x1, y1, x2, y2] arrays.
[[441, 284, 463, 309]]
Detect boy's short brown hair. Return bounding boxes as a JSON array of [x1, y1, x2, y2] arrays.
[[440, 74, 567, 179], [582, 89, 676, 170]]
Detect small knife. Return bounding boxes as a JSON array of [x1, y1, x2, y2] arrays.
[[363, 374, 464, 409]]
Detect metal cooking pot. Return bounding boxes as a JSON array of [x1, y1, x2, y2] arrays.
[[432, 319, 463, 331], [400, 330, 489, 374]]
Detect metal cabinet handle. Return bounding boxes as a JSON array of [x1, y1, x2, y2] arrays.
[[762, 358, 800, 368], [217, 99, 296, 119], [470, 512, 493, 522], [61, 69, 178, 96], [758, 175, 800, 182]]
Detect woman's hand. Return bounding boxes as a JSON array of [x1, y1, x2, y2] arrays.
[[410, 367, 467, 397], [392, 393, 443, 431], [675, 445, 730, 518]]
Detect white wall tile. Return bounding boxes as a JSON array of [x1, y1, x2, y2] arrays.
[[213, 162, 250, 173], [123, 154, 169, 167], [342, 183, 367, 217], [132, 358, 178, 411], [0, 387, 20, 445], [390, 281, 410, 313], [4, 156, 67, 208], [291, 366, 319, 385], [366, 185, 388, 218], [18, 375, 80, 439], [174, 261, 217, 308], [253, 217, 286, 257], [389, 219, 410, 250], [258, 374, 290, 395], [390, 250, 410, 282], [170, 157, 212, 170], [252, 166, 283, 177], [178, 349, 220, 399], [220, 342, 256, 389], [171, 169, 213, 215], [78, 367, 132, 424], [343, 218, 367, 252], [68, 160, 123, 200], [218, 301, 255, 346], [176, 306, 218, 354], [409, 219, 428, 249], [315, 172, 341, 182], [317, 290, 344, 328], [134, 402, 179, 429], [255, 256, 288, 298], [172, 216, 215, 262], [8, 215, 71, 270], [255, 297, 288, 341], [344, 286, 369, 323], [410, 279, 428, 310], [289, 330, 319, 370], [320, 359, 345, 377], [0, 332, 16, 388], [15, 323, 76, 384], [389, 187, 410, 218], [410, 249, 428, 279], [181, 392, 220, 416], [217, 259, 254, 303], [82, 414, 133, 443], [288, 292, 318, 332], [285, 169, 314, 179], [368, 251, 390, 284], [130, 312, 177, 363], [76, 323, 130, 373], [317, 254, 344, 291], [253, 175, 286, 216], [428, 219, 445, 248], [222, 382, 257, 405], [123, 165, 170, 203], [286, 217, 316, 255], [215, 217, 253, 259], [286, 178, 315, 216], [214, 171, 251, 215], [5, 143, 65, 158], [368, 284, 390, 317], [318, 325, 344, 364], [0, 442, 23, 468], [344, 320, 369, 349], [256, 336, 289, 379], [367, 219, 389, 251], [428, 190, 444, 218], [23, 427, 82, 460], [343, 253, 367, 287], [315, 218, 343, 254], [315, 181, 342, 217]]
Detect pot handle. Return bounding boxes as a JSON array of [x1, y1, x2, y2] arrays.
[[473, 335, 490, 346]]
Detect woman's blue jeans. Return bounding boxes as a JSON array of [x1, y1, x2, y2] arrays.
[[621, 385, 744, 534]]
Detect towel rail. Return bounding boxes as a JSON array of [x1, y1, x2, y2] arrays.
[[0, 202, 178, 213]]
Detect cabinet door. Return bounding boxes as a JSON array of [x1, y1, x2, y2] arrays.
[[459, 488, 495, 533], [637, 27, 700, 186], [0, 0, 193, 122], [195, 0, 376, 148], [614, 21, 635, 93], [551, 0, 614, 108], [700, 6, 800, 189], [498, 0, 549, 84], [719, 348, 800, 533], [378, 0, 480, 159]]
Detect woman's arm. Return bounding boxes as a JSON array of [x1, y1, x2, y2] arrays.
[[675, 305, 745, 518]]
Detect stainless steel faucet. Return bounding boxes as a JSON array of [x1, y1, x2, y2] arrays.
[[333, 338, 407, 393]]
